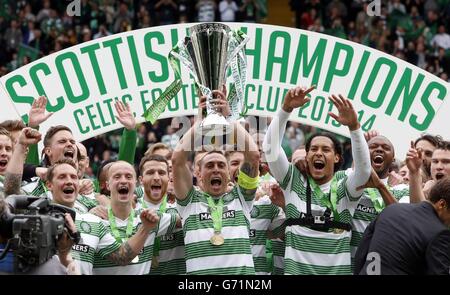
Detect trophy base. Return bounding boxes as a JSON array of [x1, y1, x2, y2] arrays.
[[201, 114, 230, 136]]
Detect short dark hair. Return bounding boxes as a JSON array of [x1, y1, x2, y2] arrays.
[[305, 132, 343, 172], [0, 120, 25, 132], [435, 140, 450, 152], [47, 158, 77, 182], [139, 154, 169, 176], [429, 177, 450, 208], [43, 125, 72, 147], [414, 134, 443, 149]]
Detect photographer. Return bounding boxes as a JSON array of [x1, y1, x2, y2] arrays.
[[5, 128, 164, 275], [0, 191, 80, 275]]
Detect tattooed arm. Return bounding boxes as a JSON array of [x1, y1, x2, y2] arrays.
[[4, 128, 42, 196], [105, 227, 148, 265], [105, 209, 160, 265], [233, 121, 260, 196]]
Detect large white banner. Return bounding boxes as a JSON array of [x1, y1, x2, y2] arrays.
[[1, 23, 449, 158]]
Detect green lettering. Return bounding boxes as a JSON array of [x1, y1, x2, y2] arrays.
[[55, 52, 90, 104], [191, 84, 198, 108], [385, 69, 425, 121], [140, 90, 151, 114], [104, 98, 116, 125], [144, 32, 169, 83], [323, 42, 354, 91], [245, 84, 255, 110], [265, 31, 290, 83], [242, 27, 262, 79], [325, 100, 334, 124], [347, 51, 370, 99], [361, 113, 376, 132], [409, 82, 446, 131], [256, 87, 265, 111], [29, 63, 65, 112], [85, 104, 101, 131], [96, 102, 111, 128], [80, 43, 107, 95], [74, 109, 90, 134], [103, 38, 127, 89], [361, 57, 397, 109], [181, 84, 189, 110], [126, 36, 144, 87], [266, 86, 279, 112], [290, 35, 327, 87], [311, 96, 325, 121], [168, 95, 179, 111], [4, 75, 35, 122], [298, 100, 310, 119]]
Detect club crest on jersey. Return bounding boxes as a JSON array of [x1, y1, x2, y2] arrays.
[[250, 207, 260, 218], [222, 193, 234, 203], [166, 208, 178, 215], [80, 221, 92, 233]]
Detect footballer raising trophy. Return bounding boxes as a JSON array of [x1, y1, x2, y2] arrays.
[[143, 23, 249, 134]]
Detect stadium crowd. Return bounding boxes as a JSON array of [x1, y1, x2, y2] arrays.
[[0, 1, 449, 275]]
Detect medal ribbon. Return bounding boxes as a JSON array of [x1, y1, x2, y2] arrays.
[[366, 188, 389, 213], [152, 196, 168, 260], [206, 194, 224, 234], [308, 176, 339, 221], [108, 207, 134, 243]]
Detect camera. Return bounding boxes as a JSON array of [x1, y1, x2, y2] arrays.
[[0, 195, 79, 273]]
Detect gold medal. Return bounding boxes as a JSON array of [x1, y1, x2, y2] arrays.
[[132, 255, 139, 263], [152, 256, 159, 268], [333, 228, 344, 234], [210, 232, 225, 246]]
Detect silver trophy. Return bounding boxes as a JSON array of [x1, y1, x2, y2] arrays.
[[187, 23, 231, 132], [143, 23, 248, 130]]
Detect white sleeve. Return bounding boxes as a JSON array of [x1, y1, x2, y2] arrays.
[[262, 109, 290, 183], [345, 128, 371, 199], [155, 212, 177, 237]]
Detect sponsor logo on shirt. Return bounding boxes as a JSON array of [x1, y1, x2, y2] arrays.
[[249, 229, 256, 238], [199, 210, 236, 221], [160, 234, 175, 241], [356, 204, 377, 214], [72, 244, 90, 253]]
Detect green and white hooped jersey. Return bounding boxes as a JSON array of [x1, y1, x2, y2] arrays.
[[280, 164, 359, 275], [177, 186, 255, 275], [21, 178, 47, 196], [135, 185, 144, 200], [249, 195, 285, 275], [72, 212, 122, 275], [92, 211, 177, 275], [135, 198, 186, 275], [271, 238, 285, 275]]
